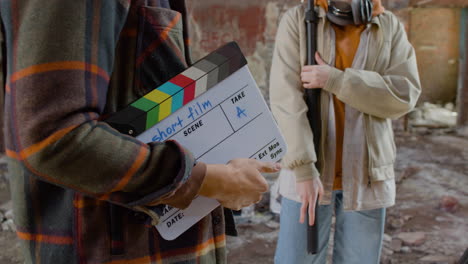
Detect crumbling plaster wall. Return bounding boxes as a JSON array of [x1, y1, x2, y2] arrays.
[[188, 0, 468, 104]]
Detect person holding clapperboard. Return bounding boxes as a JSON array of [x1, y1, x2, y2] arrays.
[[270, 0, 421, 263], [0, 1, 280, 263]]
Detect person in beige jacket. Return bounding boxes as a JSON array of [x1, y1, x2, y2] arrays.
[[270, 0, 421, 263]]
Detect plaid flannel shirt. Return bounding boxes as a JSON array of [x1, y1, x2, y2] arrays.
[[1, 0, 227, 263]]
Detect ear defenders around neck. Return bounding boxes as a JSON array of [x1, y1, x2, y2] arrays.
[[351, 0, 373, 25], [327, 0, 373, 26]]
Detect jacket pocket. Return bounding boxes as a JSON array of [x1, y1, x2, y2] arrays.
[[365, 115, 396, 182], [134, 6, 188, 96]]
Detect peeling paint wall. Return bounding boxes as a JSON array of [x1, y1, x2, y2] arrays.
[[187, 0, 298, 101], [410, 8, 461, 103], [188, 1, 467, 104]]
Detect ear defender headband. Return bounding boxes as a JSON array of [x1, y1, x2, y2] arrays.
[[327, 0, 373, 26]]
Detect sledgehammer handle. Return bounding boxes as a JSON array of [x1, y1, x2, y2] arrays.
[[305, 0, 320, 255]]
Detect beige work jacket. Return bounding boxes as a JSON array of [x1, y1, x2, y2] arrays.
[[270, 5, 421, 210]]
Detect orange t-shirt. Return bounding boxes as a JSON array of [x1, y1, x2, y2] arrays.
[[331, 24, 366, 190], [312, 0, 385, 190]]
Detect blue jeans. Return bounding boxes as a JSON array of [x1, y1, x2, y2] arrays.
[[274, 191, 385, 264]]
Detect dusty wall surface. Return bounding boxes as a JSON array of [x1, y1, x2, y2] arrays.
[[187, 0, 299, 101], [384, 0, 468, 8], [188, 1, 467, 104], [410, 8, 461, 103]]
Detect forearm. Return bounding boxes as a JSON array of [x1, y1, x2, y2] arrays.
[[323, 19, 421, 119], [324, 66, 421, 119], [1, 0, 202, 209], [198, 164, 226, 199], [270, 104, 320, 181], [7, 117, 198, 207]]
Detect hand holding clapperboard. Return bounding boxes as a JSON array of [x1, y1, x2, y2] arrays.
[[106, 42, 287, 240]]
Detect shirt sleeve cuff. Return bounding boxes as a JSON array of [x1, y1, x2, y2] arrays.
[[323, 67, 344, 95], [133, 162, 208, 226], [153, 162, 207, 209], [294, 162, 320, 182]]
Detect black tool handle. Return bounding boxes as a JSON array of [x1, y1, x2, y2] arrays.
[[306, 200, 320, 254], [305, 0, 320, 255]]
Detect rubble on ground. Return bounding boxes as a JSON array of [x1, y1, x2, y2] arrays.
[[1, 219, 15, 232], [231, 129, 468, 264], [0, 201, 15, 232], [458, 126, 468, 137], [0, 122, 467, 264], [390, 238, 403, 252], [397, 232, 426, 246], [0, 200, 11, 214], [439, 196, 460, 213], [409, 102, 458, 128], [419, 254, 456, 263]]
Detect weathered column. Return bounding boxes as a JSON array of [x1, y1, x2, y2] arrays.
[[457, 8, 468, 133], [0, 29, 4, 153]]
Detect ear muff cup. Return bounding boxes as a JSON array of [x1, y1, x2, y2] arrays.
[[326, 11, 354, 26], [351, 0, 373, 25], [327, 0, 373, 26]]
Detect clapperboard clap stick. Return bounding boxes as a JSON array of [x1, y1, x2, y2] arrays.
[[105, 42, 287, 240], [106, 42, 248, 138]]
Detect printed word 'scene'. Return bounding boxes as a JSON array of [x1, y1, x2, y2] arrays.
[[183, 120, 204, 136]]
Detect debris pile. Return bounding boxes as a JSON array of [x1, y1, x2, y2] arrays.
[[410, 102, 457, 128], [0, 201, 15, 232]]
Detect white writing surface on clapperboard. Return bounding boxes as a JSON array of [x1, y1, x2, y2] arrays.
[[137, 65, 287, 241]]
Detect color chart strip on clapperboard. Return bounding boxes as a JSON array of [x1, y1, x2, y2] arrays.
[[106, 42, 247, 137]]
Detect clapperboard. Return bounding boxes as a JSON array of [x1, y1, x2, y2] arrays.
[[106, 42, 287, 240]]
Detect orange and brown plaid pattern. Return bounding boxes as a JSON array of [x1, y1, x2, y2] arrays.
[[1, 0, 226, 263]]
